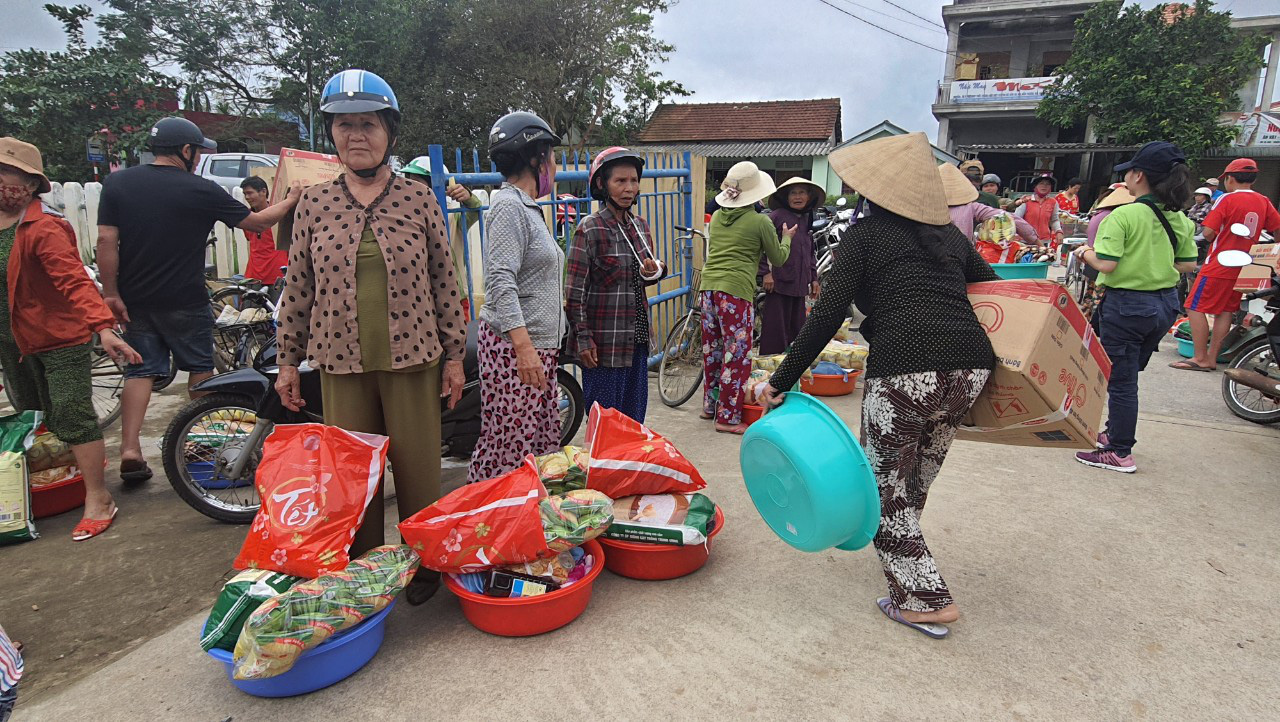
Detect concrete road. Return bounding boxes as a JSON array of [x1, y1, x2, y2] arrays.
[[7, 338, 1280, 720]]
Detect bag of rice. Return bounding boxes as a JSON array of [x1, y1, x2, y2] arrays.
[[603, 493, 717, 546], [201, 569, 304, 652], [0, 411, 40, 546]]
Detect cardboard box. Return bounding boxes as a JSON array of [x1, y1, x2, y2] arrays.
[[271, 148, 345, 250], [1232, 243, 1280, 293], [957, 280, 1111, 449]]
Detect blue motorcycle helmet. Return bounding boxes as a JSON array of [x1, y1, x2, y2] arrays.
[[320, 69, 401, 178]]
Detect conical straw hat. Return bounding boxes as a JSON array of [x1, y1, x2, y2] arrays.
[[1096, 184, 1136, 209], [768, 176, 825, 210], [938, 162, 979, 206], [827, 132, 949, 225]]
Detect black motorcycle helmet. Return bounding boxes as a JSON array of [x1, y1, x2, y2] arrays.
[[147, 117, 217, 172], [488, 111, 560, 175], [588, 146, 645, 203]]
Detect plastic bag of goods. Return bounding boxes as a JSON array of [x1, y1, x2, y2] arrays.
[[29, 465, 80, 488], [818, 342, 867, 370], [233, 424, 389, 578], [978, 213, 1017, 244], [534, 445, 589, 495], [0, 411, 40, 545], [743, 369, 772, 406], [481, 548, 593, 597], [26, 430, 76, 472], [752, 354, 786, 372], [201, 570, 304, 652], [584, 403, 707, 497], [399, 457, 552, 573], [976, 239, 1023, 265], [540, 489, 613, 553], [603, 493, 718, 546], [232, 545, 419, 680]]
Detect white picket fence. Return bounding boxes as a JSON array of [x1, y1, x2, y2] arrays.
[[41, 181, 488, 295]]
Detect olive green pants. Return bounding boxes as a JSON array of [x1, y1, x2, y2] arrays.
[[0, 336, 101, 445], [321, 364, 442, 559]]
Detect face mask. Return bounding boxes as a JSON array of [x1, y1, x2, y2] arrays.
[[536, 159, 554, 197], [0, 184, 32, 213], [1035, 186, 1050, 198]]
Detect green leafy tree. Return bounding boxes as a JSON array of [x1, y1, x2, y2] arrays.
[[0, 4, 167, 181], [1038, 0, 1267, 157]]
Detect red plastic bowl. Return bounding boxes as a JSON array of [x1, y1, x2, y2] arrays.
[[742, 404, 764, 425], [443, 539, 605, 637], [598, 507, 725, 581], [32, 475, 86, 519], [800, 371, 861, 397]]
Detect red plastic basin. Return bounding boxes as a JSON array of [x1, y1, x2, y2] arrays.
[[32, 475, 86, 519], [598, 507, 725, 581], [742, 404, 764, 426], [800, 371, 861, 397], [443, 539, 605, 637]]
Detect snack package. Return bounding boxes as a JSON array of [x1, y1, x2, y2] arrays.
[[534, 445, 589, 495], [233, 424, 388, 578], [0, 411, 40, 545], [978, 213, 1017, 244], [399, 457, 552, 573], [26, 429, 76, 472], [744, 369, 773, 405], [604, 493, 718, 546], [818, 342, 867, 370], [540, 489, 613, 553], [201, 569, 304, 652], [584, 403, 707, 497], [29, 465, 80, 489], [232, 545, 419, 680], [752, 354, 787, 372]]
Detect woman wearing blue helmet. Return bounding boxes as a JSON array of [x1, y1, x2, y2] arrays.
[[275, 69, 468, 604]]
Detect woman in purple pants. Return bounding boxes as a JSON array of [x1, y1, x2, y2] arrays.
[[759, 177, 823, 355]]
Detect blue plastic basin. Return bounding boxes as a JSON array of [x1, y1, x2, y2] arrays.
[[187, 461, 251, 490], [203, 600, 394, 697], [739, 393, 879, 552], [1177, 337, 1194, 358], [991, 262, 1050, 280]]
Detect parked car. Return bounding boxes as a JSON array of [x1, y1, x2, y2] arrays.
[[195, 152, 278, 191]]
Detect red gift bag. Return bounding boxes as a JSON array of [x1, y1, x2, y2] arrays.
[[584, 403, 707, 497], [233, 424, 388, 578], [398, 457, 552, 573]]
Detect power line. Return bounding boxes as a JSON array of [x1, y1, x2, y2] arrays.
[[816, 0, 953, 56], [831, 0, 945, 35], [879, 0, 947, 30]]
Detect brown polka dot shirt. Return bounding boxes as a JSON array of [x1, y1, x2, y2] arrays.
[[276, 176, 466, 373]]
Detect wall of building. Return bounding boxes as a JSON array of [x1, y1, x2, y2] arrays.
[[950, 116, 1061, 148]]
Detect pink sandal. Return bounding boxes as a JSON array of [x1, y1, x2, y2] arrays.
[[72, 507, 118, 541]]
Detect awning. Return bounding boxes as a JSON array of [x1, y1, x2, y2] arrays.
[[630, 140, 836, 158], [957, 142, 1141, 155]]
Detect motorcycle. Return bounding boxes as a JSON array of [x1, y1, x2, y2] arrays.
[[1216, 248, 1280, 424], [161, 320, 586, 523]]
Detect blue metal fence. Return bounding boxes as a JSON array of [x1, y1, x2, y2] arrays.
[[425, 145, 695, 364]]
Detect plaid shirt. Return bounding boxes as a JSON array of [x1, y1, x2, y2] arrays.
[[566, 206, 664, 368]]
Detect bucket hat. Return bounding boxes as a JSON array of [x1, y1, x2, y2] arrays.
[[768, 176, 825, 210], [827, 133, 949, 225], [716, 161, 776, 208], [0, 137, 52, 194], [938, 163, 979, 206], [958, 159, 984, 177]]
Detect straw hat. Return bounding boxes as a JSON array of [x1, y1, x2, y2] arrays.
[[716, 161, 776, 208], [1096, 184, 1136, 210], [768, 176, 825, 210], [938, 163, 979, 206], [827, 132, 949, 225], [0, 137, 51, 194]]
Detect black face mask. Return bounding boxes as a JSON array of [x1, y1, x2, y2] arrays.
[[180, 146, 197, 173]]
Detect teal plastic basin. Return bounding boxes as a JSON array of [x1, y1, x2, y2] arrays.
[[739, 393, 879, 552], [991, 262, 1050, 280]]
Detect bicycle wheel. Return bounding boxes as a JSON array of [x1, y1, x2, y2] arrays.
[[658, 310, 705, 408], [88, 339, 124, 428], [162, 393, 266, 523]]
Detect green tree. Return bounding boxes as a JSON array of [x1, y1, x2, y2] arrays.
[[0, 4, 167, 181], [1038, 0, 1267, 157]]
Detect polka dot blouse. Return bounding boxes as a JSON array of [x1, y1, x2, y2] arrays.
[[276, 176, 466, 374], [770, 212, 1000, 391]]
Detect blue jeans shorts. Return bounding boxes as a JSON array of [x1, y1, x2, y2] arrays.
[[123, 305, 215, 379]]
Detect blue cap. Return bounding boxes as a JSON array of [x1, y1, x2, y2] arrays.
[[319, 69, 399, 115], [1114, 141, 1186, 175]]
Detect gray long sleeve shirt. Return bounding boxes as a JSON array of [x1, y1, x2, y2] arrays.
[[479, 183, 568, 349]]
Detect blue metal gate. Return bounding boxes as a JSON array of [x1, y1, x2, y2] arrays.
[[425, 145, 695, 364]]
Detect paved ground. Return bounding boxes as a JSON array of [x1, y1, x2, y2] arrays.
[[6, 337, 1280, 720]]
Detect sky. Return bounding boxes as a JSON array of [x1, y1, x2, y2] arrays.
[[3, 0, 1277, 144]]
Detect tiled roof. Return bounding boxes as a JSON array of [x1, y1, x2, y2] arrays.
[[630, 140, 837, 158], [636, 99, 841, 143]]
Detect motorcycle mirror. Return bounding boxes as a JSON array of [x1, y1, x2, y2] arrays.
[[1229, 222, 1252, 237], [836, 197, 848, 207], [1217, 249, 1254, 268]]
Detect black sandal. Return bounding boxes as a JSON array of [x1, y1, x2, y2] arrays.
[[405, 569, 441, 606], [119, 459, 153, 484]]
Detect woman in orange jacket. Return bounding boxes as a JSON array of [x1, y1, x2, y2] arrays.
[[0, 138, 141, 541]]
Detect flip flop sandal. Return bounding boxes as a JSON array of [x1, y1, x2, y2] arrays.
[[699, 412, 715, 420], [714, 423, 749, 435], [405, 570, 442, 606], [877, 597, 950, 639], [119, 459, 153, 483], [72, 507, 119, 542], [1169, 360, 1213, 372]]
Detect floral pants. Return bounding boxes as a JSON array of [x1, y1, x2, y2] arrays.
[[700, 291, 754, 425], [467, 323, 561, 484], [862, 368, 991, 612]]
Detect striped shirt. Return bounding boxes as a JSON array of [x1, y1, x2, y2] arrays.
[[0, 623, 21, 693]]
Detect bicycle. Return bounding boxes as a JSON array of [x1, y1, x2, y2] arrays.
[[209, 271, 285, 372], [657, 226, 708, 407]]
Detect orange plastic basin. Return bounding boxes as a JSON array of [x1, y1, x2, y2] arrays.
[[32, 475, 86, 519], [742, 404, 764, 426], [443, 539, 605, 637], [598, 507, 724, 581], [800, 371, 861, 397]]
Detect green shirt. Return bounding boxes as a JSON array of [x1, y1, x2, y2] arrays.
[[355, 227, 431, 373], [977, 190, 1001, 209], [1094, 194, 1197, 291], [699, 207, 791, 301]]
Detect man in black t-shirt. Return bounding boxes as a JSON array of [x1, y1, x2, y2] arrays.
[[96, 117, 301, 482]]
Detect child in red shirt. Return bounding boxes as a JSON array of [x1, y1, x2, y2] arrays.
[[239, 176, 288, 284]]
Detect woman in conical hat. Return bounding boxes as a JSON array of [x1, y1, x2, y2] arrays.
[[759, 133, 1001, 639], [758, 176, 825, 354]]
